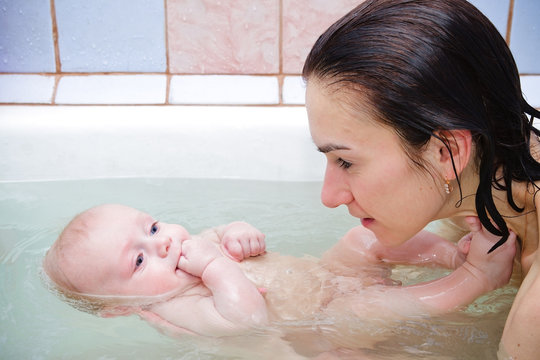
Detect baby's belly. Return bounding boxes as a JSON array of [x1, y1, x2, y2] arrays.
[[240, 253, 335, 321]]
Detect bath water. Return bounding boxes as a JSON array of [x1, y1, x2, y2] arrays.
[[0, 178, 518, 359]]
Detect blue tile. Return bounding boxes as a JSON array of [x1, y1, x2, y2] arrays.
[[55, 0, 166, 72], [510, 0, 540, 74], [0, 0, 56, 72], [467, 0, 510, 37]]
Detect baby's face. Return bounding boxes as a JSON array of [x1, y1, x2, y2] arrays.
[[69, 204, 197, 296]]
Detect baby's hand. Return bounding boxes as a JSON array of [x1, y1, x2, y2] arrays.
[[178, 238, 223, 277], [460, 217, 516, 292], [220, 221, 266, 261]]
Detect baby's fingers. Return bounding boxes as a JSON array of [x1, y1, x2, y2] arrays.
[[248, 233, 266, 256], [222, 241, 244, 262]]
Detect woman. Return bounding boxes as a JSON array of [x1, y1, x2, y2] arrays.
[[302, 0, 540, 358]]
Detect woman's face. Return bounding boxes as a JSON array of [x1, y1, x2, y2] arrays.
[[306, 79, 446, 246]]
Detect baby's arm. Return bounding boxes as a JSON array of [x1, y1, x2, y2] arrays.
[[198, 221, 266, 261], [386, 217, 516, 313], [178, 237, 268, 329], [144, 236, 268, 337]]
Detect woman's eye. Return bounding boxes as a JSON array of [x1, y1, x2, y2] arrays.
[[150, 223, 159, 235], [135, 254, 144, 268], [337, 158, 352, 169]]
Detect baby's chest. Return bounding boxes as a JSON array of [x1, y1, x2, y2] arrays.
[[244, 258, 332, 321]]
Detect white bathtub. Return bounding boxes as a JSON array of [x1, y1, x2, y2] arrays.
[[0, 105, 325, 182]]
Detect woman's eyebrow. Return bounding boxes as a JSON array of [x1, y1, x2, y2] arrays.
[[317, 144, 351, 153]]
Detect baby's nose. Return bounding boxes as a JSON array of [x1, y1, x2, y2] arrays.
[[157, 236, 171, 257]]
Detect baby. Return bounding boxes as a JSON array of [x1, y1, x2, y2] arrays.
[[43, 204, 516, 339]]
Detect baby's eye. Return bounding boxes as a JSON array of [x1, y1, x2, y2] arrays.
[[135, 254, 144, 268], [150, 222, 159, 235]]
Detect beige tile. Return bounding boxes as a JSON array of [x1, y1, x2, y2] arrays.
[[282, 0, 361, 74], [168, 0, 279, 74]]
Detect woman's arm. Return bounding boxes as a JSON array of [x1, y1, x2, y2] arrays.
[[385, 217, 516, 313], [321, 225, 466, 276], [327, 217, 516, 317], [500, 254, 540, 359]]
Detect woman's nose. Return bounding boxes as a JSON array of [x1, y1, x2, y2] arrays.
[[321, 165, 353, 208], [156, 236, 172, 258]]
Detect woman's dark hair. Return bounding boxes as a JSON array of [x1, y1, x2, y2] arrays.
[[303, 0, 540, 252]]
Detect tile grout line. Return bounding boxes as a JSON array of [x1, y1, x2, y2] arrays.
[[164, 0, 171, 105], [278, 0, 284, 105], [49, 0, 61, 104], [506, 0, 515, 45]]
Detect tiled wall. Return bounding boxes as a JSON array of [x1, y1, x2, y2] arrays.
[[0, 0, 539, 106]]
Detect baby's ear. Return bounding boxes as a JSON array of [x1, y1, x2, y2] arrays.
[[98, 305, 139, 318]]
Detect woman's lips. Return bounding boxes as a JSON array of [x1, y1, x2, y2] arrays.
[[361, 218, 374, 227]]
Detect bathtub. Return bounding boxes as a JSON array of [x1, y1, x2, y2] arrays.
[[0, 105, 325, 182], [0, 105, 517, 359]]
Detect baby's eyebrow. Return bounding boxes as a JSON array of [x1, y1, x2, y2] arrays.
[[317, 144, 351, 153], [136, 212, 155, 229]]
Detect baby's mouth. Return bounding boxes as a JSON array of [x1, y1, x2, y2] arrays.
[[175, 239, 183, 271]]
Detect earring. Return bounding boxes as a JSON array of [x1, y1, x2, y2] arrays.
[[444, 177, 453, 194]]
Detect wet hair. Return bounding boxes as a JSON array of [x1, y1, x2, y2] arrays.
[[303, 0, 540, 252]]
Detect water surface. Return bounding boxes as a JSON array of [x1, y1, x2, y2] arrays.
[[0, 178, 518, 359]]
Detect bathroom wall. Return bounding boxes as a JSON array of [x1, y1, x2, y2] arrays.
[[0, 0, 538, 106]]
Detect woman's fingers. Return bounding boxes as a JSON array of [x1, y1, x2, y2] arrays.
[[464, 216, 482, 232]]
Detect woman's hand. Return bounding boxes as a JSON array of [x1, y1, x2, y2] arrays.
[[459, 216, 517, 292]]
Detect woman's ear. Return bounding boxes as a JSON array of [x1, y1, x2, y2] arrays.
[[98, 305, 139, 318], [432, 129, 473, 179]]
